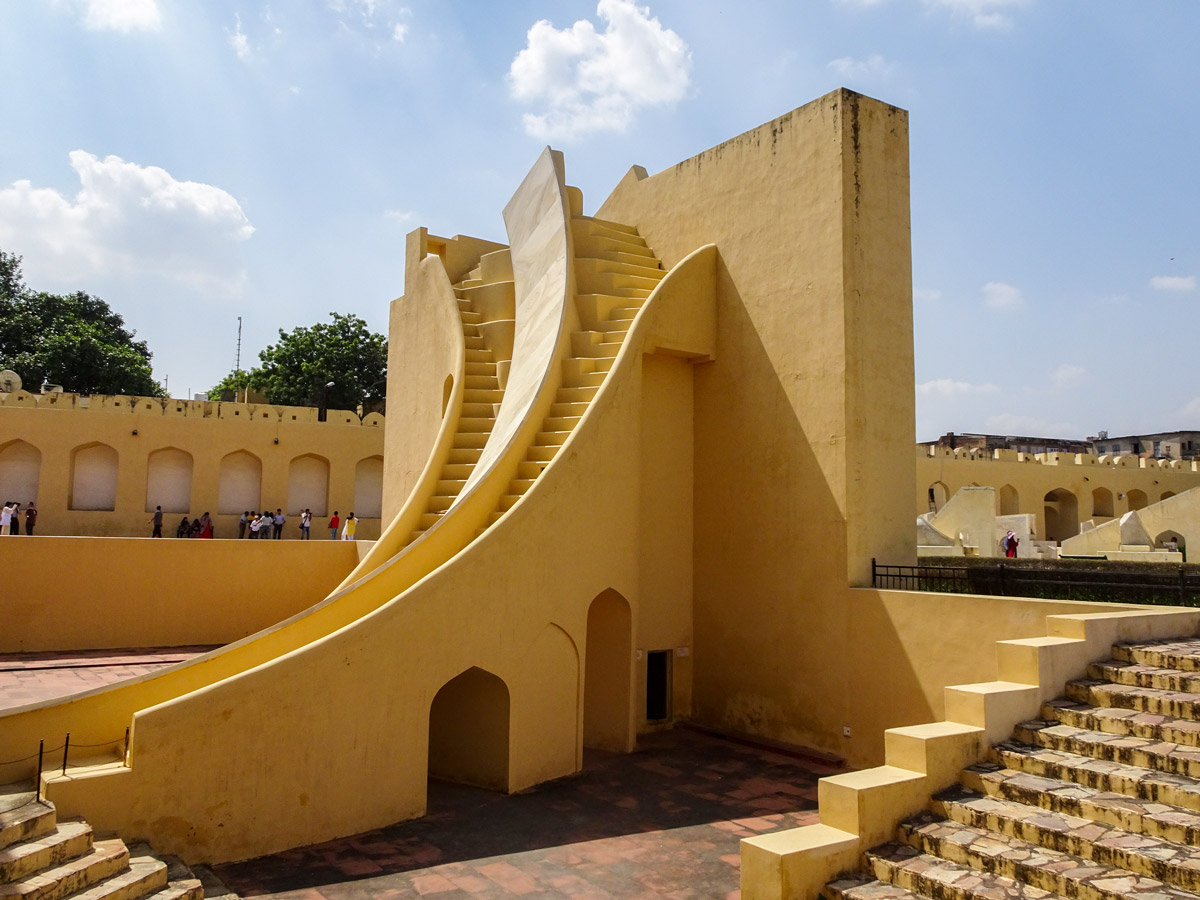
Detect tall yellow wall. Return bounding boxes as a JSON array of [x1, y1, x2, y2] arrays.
[[0, 400, 385, 540], [598, 90, 916, 757], [0, 538, 364, 652]]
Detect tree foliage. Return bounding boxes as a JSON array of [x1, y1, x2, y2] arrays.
[[210, 312, 387, 411], [0, 249, 163, 397]]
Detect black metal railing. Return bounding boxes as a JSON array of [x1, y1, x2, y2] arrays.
[[872, 558, 1200, 607]]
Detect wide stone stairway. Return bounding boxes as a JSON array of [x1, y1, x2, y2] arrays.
[[828, 637, 1200, 900], [0, 781, 214, 900]]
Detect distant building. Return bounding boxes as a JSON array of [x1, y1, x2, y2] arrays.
[[920, 432, 1092, 456], [1087, 430, 1200, 461]]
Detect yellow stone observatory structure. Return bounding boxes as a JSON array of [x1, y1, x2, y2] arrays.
[[4, 89, 1200, 900]]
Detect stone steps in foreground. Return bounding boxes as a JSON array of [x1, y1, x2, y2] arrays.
[[963, 761, 1200, 846], [933, 784, 1200, 892], [1014, 720, 1200, 779], [1090, 661, 1200, 694], [898, 812, 1200, 900], [863, 842, 1067, 900], [1044, 698, 1200, 748], [1113, 640, 1200, 672], [1068, 679, 1200, 720]]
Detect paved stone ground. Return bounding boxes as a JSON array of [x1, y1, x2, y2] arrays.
[[216, 729, 846, 900], [0, 647, 216, 710]]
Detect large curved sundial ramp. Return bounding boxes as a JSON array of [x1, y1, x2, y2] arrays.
[[0, 144, 717, 863]]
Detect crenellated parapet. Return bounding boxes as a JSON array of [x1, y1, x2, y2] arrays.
[[0, 389, 381, 426], [917, 443, 1199, 471]]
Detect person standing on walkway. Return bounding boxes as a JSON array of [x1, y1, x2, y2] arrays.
[[328, 511, 339, 540], [341, 512, 357, 541], [300, 508, 312, 540], [150, 506, 164, 538], [9, 502, 19, 534], [273, 508, 285, 539], [238, 511, 249, 539], [0, 502, 13, 536], [23, 502, 36, 536], [198, 512, 213, 539]]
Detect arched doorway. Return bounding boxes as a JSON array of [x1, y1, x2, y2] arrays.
[[928, 481, 948, 511], [1043, 488, 1079, 543], [998, 484, 1019, 516], [0, 440, 41, 504], [1091, 487, 1114, 518], [70, 443, 118, 511], [1162, 491, 1177, 502], [1127, 489, 1148, 511], [288, 454, 329, 516], [428, 667, 509, 791], [354, 456, 384, 518], [1157, 530, 1185, 555], [218, 451, 262, 514], [584, 590, 633, 753], [145, 447, 193, 513]]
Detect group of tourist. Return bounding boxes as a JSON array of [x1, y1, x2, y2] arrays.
[[234, 509, 358, 540], [0, 501, 36, 535]]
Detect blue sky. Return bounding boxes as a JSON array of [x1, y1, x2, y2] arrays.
[[1, 1, 1196, 441]]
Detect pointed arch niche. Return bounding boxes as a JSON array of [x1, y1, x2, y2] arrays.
[[145, 447, 193, 513], [288, 454, 329, 516], [218, 451, 262, 515], [584, 589, 633, 753], [70, 443, 118, 511], [0, 440, 41, 504], [354, 456, 384, 518], [428, 667, 510, 791]]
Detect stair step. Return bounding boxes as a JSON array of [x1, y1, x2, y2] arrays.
[[408, 530, 424, 543], [899, 812, 1195, 900], [418, 513, 443, 530], [463, 375, 498, 390], [0, 801, 55, 853], [462, 323, 480, 338], [459, 402, 497, 419], [576, 215, 642, 237], [434, 480, 466, 496], [448, 448, 482, 464], [1067, 679, 1200, 720], [535, 431, 571, 447], [864, 843, 1068, 900], [964, 762, 1200, 846], [452, 432, 489, 449], [1045, 697, 1200, 748], [995, 740, 1200, 813], [441, 463, 474, 480], [508, 479, 536, 495], [1091, 661, 1200, 694], [456, 417, 496, 434], [556, 386, 597, 403], [526, 446, 559, 463], [0, 820, 92, 885], [464, 361, 496, 377], [824, 874, 922, 900], [596, 318, 634, 334], [462, 388, 503, 404], [498, 494, 521, 512], [517, 461, 548, 479], [0, 839, 128, 900], [593, 357, 616, 373], [460, 310, 482, 325], [142, 880, 202, 900], [1016, 718, 1200, 779], [464, 348, 493, 363], [549, 402, 589, 418], [464, 335, 487, 350], [66, 855, 168, 900], [543, 416, 581, 433], [933, 784, 1200, 891], [575, 256, 665, 281], [1114, 640, 1200, 673], [427, 496, 455, 513]]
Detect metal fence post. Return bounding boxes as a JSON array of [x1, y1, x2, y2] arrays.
[[35, 740, 44, 803], [61, 733, 70, 776]]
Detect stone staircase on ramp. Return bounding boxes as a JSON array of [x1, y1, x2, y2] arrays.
[[826, 637, 1200, 900], [0, 781, 210, 900]]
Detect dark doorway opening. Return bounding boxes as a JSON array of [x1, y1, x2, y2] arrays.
[[646, 651, 671, 721]]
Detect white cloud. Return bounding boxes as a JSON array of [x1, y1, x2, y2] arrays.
[[917, 379, 1000, 397], [509, 0, 691, 142], [1052, 363, 1087, 389], [77, 0, 162, 32], [828, 54, 894, 82], [913, 287, 942, 302], [384, 208, 416, 224], [923, 0, 1030, 28], [983, 413, 1080, 437], [1150, 275, 1196, 292], [0, 151, 253, 295], [392, 22, 408, 41], [327, 0, 410, 41], [982, 280, 1022, 310], [228, 15, 251, 61]]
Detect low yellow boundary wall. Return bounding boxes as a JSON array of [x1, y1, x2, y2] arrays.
[[1, 537, 368, 653]]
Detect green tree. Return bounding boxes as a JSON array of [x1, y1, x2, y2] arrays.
[[0, 249, 163, 397], [211, 312, 387, 411]]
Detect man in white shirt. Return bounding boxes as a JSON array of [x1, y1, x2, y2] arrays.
[[0, 502, 13, 536]]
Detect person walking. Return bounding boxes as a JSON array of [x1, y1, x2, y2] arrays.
[[300, 508, 312, 540], [0, 502, 13, 536], [150, 505, 164, 538], [328, 511, 339, 540], [238, 511, 249, 539], [341, 512, 358, 541], [272, 508, 285, 539], [23, 502, 36, 536]]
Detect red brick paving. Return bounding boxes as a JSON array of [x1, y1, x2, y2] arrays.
[[216, 728, 847, 900], [0, 647, 217, 710]]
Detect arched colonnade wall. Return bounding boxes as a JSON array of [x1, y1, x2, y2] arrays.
[[0, 399, 385, 539], [918, 446, 1200, 543]]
